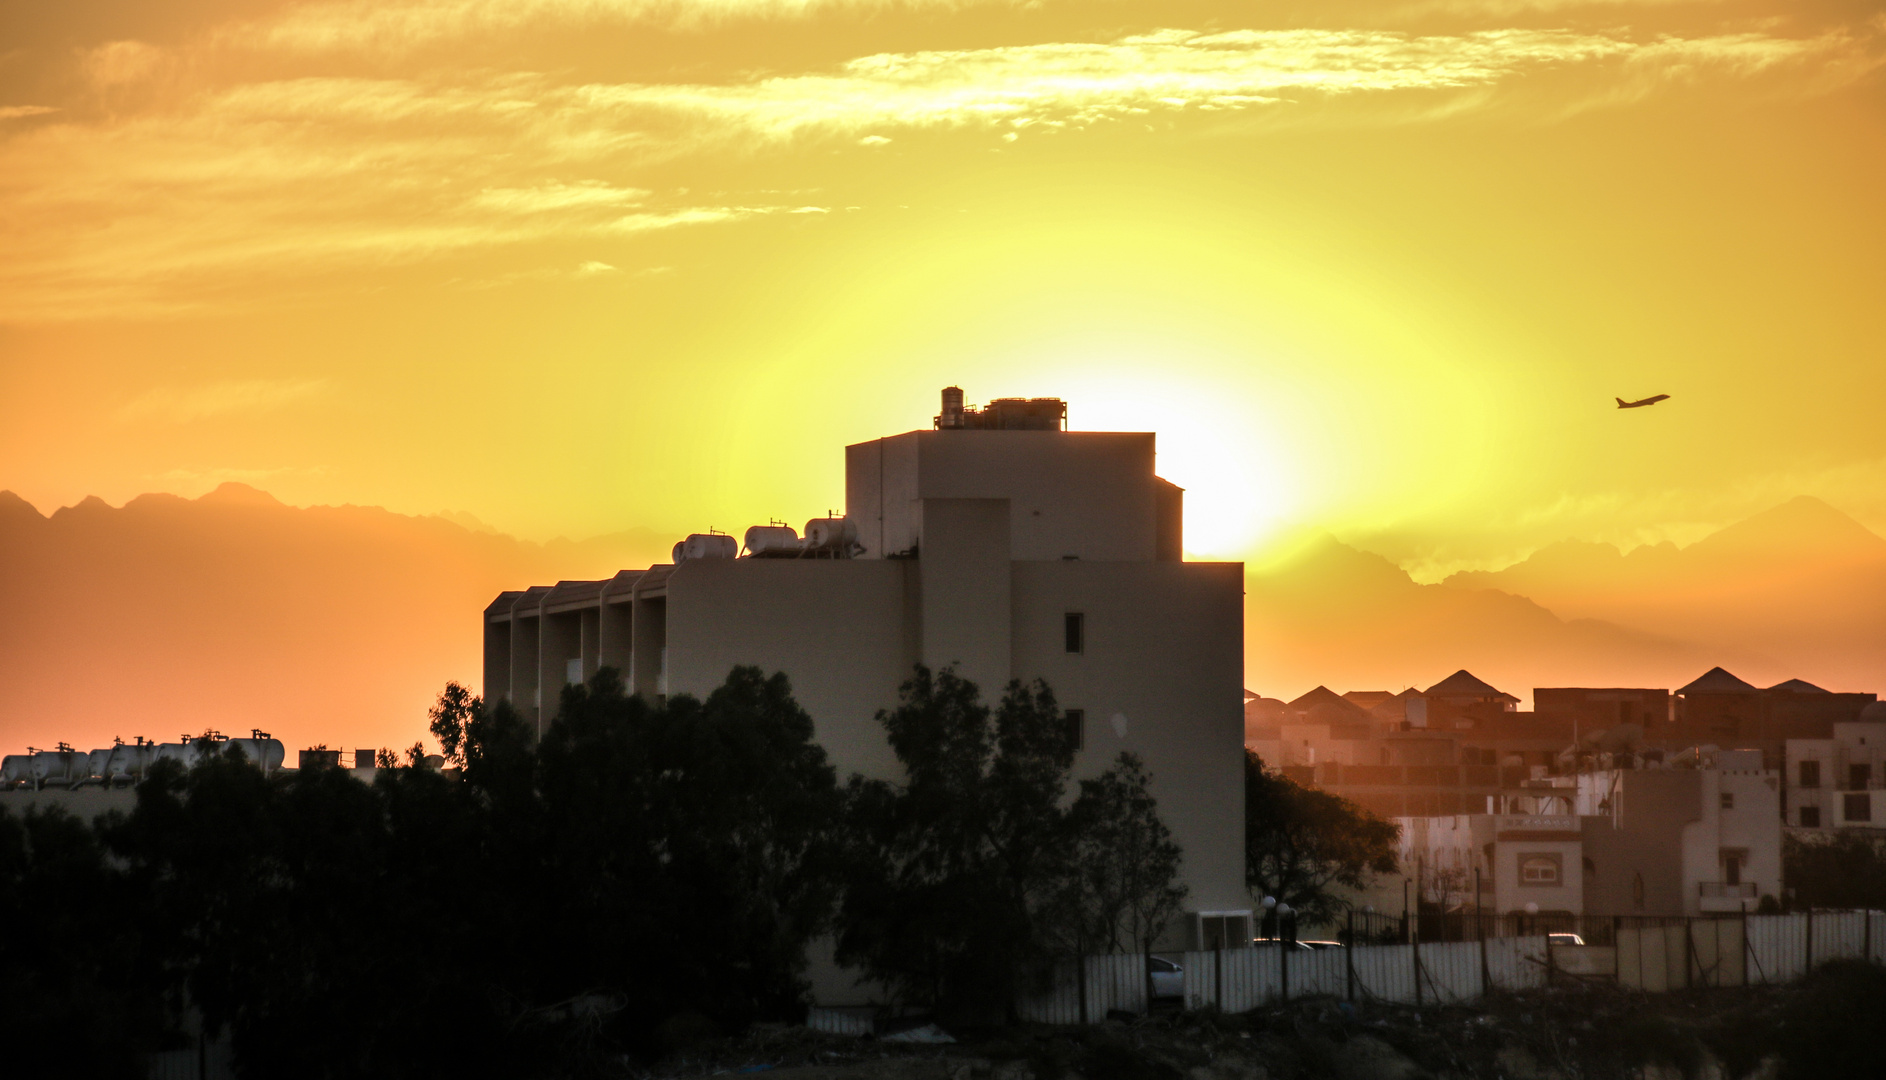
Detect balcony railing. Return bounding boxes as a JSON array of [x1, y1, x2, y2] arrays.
[[1698, 882, 1757, 899]]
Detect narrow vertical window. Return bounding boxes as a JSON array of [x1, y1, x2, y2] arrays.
[[1064, 612, 1084, 654], [1065, 709, 1085, 751]]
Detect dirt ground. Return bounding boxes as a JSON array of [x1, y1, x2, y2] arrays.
[[638, 964, 1886, 1080]]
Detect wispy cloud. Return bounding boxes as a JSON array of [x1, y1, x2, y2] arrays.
[[0, 16, 1876, 321], [0, 106, 60, 120], [228, 0, 1016, 55], [119, 379, 329, 422]]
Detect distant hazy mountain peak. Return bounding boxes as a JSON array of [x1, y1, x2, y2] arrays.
[[1690, 495, 1886, 561], [195, 482, 286, 508], [0, 490, 44, 523]]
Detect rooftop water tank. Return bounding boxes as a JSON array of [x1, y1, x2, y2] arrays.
[[103, 741, 156, 785], [225, 737, 287, 774], [30, 746, 90, 789], [744, 524, 803, 558], [803, 516, 858, 553], [672, 533, 738, 564], [0, 755, 33, 789]]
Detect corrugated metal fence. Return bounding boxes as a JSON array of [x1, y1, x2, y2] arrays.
[[1003, 910, 1886, 1023], [1013, 935, 1551, 1019]]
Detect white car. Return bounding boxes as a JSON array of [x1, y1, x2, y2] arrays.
[[1252, 938, 1317, 951], [1147, 955, 1184, 998], [1547, 932, 1586, 947]]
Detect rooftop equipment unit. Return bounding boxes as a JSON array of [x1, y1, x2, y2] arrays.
[[672, 533, 738, 564], [938, 386, 966, 429], [933, 387, 1066, 431], [0, 755, 32, 789], [744, 524, 804, 558], [803, 516, 859, 555]]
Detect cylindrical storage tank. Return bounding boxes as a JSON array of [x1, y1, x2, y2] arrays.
[[939, 386, 965, 429], [224, 738, 287, 774], [672, 533, 738, 563], [103, 742, 154, 785], [744, 525, 802, 557], [31, 749, 89, 789], [1, 755, 33, 788], [153, 742, 201, 773], [84, 748, 114, 785], [803, 517, 857, 552]]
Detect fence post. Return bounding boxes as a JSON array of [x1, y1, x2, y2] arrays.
[[1867, 909, 1874, 965], [1684, 918, 1696, 990], [1078, 952, 1089, 1025], [1412, 912, 1423, 1009], [1280, 935, 1290, 1002], [1215, 942, 1223, 1012], [1806, 908, 1814, 975], [1346, 910, 1355, 1002]]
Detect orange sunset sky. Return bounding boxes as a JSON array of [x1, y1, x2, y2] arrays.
[[2, 0, 1884, 749]]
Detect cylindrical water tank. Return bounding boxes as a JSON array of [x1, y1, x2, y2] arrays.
[[31, 748, 90, 789], [104, 742, 156, 785], [1, 755, 33, 788], [803, 517, 857, 552], [83, 748, 114, 785], [672, 533, 738, 563], [224, 738, 287, 774], [153, 742, 204, 773], [744, 524, 802, 557], [939, 386, 966, 429]]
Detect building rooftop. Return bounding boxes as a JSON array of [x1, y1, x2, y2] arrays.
[[1678, 667, 1760, 695]]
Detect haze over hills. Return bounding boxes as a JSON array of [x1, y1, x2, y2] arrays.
[[0, 483, 671, 758], [1241, 537, 1731, 708], [0, 485, 1878, 756], [1239, 496, 1885, 706], [1440, 496, 1886, 696]]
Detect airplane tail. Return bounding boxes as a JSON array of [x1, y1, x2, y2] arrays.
[[1615, 397, 1627, 407]]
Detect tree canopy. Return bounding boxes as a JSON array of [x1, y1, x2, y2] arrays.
[[836, 665, 1187, 1023], [1244, 750, 1399, 926], [9, 665, 848, 1078]]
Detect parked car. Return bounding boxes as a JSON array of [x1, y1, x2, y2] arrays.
[[1147, 955, 1184, 998], [1547, 932, 1586, 946], [1299, 940, 1346, 950], [1252, 938, 1317, 951]]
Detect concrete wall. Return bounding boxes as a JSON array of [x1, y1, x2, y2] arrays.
[[663, 559, 915, 781], [847, 431, 1163, 562], [1011, 559, 1247, 913]]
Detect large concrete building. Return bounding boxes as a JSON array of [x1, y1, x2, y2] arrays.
[[482, 390, 1251, 965]]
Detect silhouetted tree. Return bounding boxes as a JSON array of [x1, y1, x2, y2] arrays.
[[1784, 831, 1886, 909], [836, 665, 1185, 1023], [94, 665, 844, 1077], [1055, 752, 1188, 956], [1244, 751, 1398, 926], [0, 804, 167, 1077]]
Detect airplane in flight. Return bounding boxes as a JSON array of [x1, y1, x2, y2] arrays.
[[1616, 394, 1670, 409]]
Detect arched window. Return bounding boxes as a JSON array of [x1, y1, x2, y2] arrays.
[[1519, 854, 1561, 885]]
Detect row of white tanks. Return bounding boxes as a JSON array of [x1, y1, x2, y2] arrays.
[[1, 732, 286, 790], [671, 516, 860, 564]]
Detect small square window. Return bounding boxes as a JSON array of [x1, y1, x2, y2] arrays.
[[1720, 792, 1735, 810], [1853, 764, 1872, 790], [1064, 612, 1085, 654], [1801, 805, 1821, 827], [1065, 709, 1085, 751], [1800, 760, 1821, 789]]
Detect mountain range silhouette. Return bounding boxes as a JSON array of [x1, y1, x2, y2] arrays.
[[0, 486, 1879, 753]]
